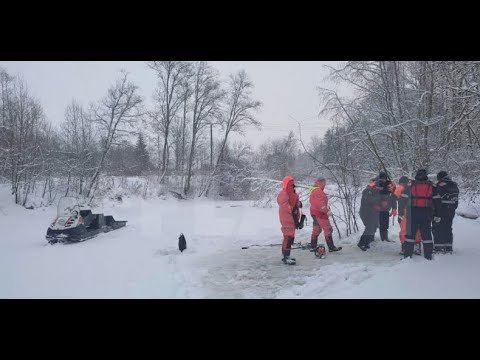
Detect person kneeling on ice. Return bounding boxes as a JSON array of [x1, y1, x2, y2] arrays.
[[308, 177, 341, 255], [277, 176, 302, 265]]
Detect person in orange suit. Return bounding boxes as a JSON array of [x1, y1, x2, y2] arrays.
[[394, 176, 422, 255], [277, 176, 301, 265]]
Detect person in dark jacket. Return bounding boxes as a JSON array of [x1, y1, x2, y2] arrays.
[[376, 172, 397, 242], [357, 178, 383, 251], [433, 171, 459, 254], [398, 169, 441, 260]]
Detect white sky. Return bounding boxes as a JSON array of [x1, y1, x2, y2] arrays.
[[0, 61, 346, 148]]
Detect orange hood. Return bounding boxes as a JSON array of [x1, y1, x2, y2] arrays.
[[282, 176, 295, 190]]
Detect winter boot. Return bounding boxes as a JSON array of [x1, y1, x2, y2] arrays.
[[434, 245, 446, 254], [282, 236, 295, 258], [380, 230, 394, 242], [403, 240, 415, 258], [309, 237, 318, 252], [282, 256, 296, 265], [414, 243, 422, 256], [326, 237, 342, 252], [423, 241, 434, 260], [399, 243, 406, 255], [380, 230, 388, 241], [366, 235, 375, 248], [357, 235, 368, 251]]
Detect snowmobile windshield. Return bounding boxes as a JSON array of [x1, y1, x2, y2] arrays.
[[57, 197, 80, 217]]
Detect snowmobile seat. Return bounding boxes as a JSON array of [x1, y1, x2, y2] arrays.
[[104, 215, 127, 230]]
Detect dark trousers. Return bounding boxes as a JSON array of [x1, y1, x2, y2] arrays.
[[433, 207, 455, 252], [405, 207, 433, 259], [358, 212, 378, 247], [379, 211, 390, 241]]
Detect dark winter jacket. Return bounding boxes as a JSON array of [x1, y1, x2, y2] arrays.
[[359, 181, 382, 219], [398, 179, 440, 217], [376, 178, 397, 212], [436, 176, 459, 211]]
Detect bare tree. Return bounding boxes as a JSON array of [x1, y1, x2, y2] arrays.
[[183, 62, 223, 195], [201, 70, 262, 196], [260, 131, 298, 180], [83, 71, 143, 199], [216, 70, 262, 166], [0, 68, 62, 206], [62, 100, 95, 195], [316, 60, 480, 224], [147, 61, 189, 180]]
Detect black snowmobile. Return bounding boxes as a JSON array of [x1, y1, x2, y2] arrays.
[[46, 197, 127, 244]]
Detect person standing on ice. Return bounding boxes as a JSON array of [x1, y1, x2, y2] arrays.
[[308, 177, 341, 254], [375, 171, 397, 242], [277, 176, 301, 265], [394, 176, 422, 255], [357, 178, 383, 251], [432, 171, 459, 254], [398, 169, 440, 260]]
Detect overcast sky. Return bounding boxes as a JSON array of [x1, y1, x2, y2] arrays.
[[0, 61, 345, 148]]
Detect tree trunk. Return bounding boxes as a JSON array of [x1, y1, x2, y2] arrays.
[[184, 136, 196, 195], [84, 147, 108, 198]]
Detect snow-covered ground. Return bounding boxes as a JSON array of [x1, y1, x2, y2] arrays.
[[1, 184, 479, 298]]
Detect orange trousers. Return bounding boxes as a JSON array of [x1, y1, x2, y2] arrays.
[[399, 211, 421, 244]]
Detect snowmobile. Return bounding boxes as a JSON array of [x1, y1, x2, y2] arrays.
[[46, 196, 127, 244]]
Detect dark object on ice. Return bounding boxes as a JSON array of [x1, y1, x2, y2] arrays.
[[46, 197, 127, 244], [297, 213, 307, 229], [169, 190, 186, 200], [178, 233, 187, 252]]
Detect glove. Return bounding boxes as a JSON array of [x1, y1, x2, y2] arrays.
[[434, 216, 441, 223], [390, 209, 397, 217]]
